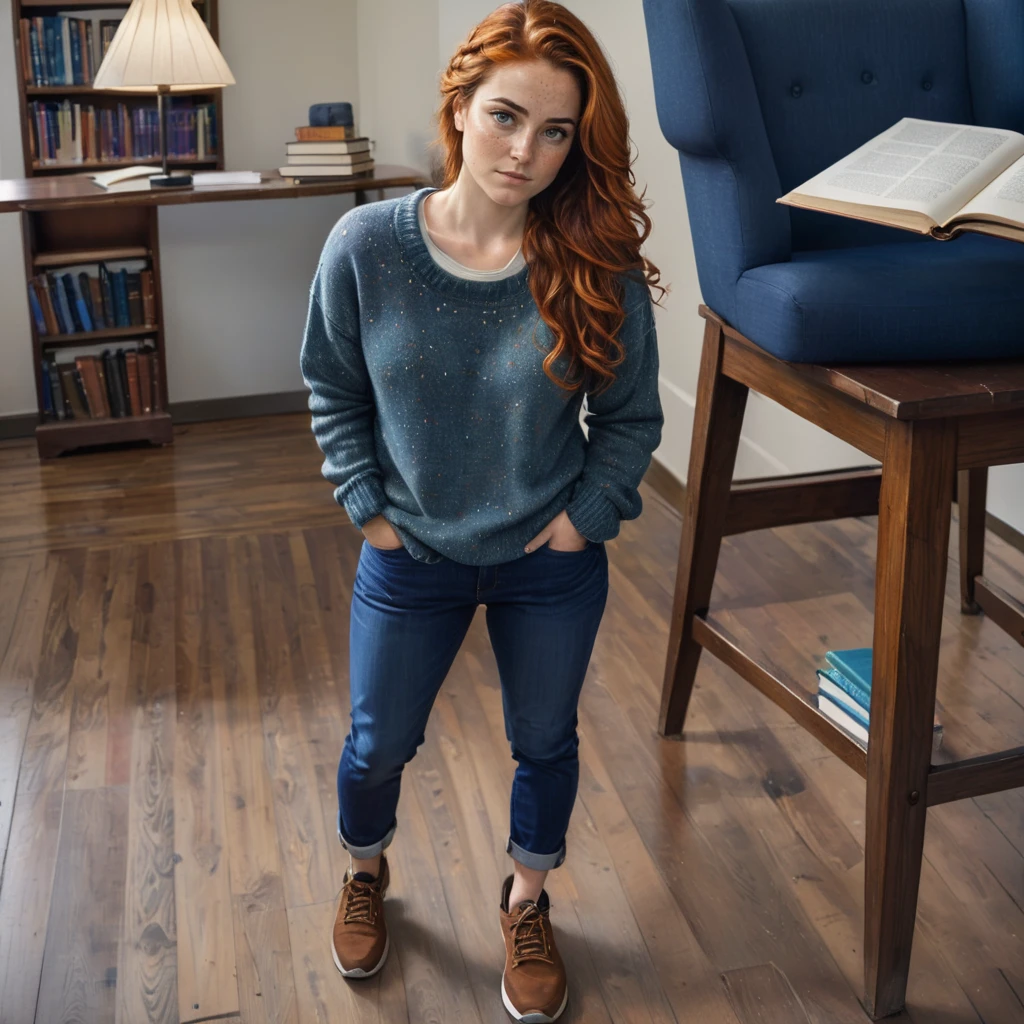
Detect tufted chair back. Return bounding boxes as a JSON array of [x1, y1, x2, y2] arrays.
[[642, 0, 1024, 326]]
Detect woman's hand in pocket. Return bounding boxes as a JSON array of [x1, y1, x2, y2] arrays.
[[525, 509, 589, 553], [362, 515, 404, 550]]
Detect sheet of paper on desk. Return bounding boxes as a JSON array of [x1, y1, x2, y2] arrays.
[[192, 171, 262, 186]]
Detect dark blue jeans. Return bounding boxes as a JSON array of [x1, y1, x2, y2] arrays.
[[337, 537, 609, 870]]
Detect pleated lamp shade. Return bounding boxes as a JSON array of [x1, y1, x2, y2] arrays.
[[92, 0, 235, 92]]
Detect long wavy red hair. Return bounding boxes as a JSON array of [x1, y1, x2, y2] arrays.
[[435, 0, 663, 396]]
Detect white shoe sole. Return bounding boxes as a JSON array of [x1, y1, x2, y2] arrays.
[[501, 973, 568, 1022], [332, 931, 389, 979]]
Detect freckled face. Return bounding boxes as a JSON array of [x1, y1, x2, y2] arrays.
[[453, 60, 582, 207]]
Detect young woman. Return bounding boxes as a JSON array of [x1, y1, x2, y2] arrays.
[[300, 2, 663, 1019]]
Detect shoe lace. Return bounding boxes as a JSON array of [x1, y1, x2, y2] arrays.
[[343, 879, 378, 925], [510, 904, 553, 967]]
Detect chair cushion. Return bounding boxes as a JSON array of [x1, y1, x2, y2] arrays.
[[734, 233, 1024, 363]]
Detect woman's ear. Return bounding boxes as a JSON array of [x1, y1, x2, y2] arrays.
[[453, 96, 465, 133]]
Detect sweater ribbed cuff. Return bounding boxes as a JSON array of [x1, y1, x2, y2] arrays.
[[564, 482, 622, 543], [339, 476, 388, 530]]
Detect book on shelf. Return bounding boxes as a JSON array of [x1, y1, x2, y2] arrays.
[[19, 15, 96, 87], [28, 259, 155, 337], [32, 99, 217, 167], [779, 117, 1024, 243], [815, 647, 943, 752], [41, 343, 162, 422]]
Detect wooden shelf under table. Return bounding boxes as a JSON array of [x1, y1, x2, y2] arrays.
[[34, 246, 150, 267], [40, 326, 158, 349]]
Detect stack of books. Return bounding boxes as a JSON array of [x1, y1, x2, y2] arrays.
[[817, 647, 943, 751], [279, 122, 374, 180]]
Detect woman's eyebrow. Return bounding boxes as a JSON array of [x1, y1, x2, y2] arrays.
[[487, 97, 577, 126]]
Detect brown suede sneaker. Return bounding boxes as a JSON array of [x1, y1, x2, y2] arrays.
[[332, 855, 390, 978], [499, 874, 568, 1022]]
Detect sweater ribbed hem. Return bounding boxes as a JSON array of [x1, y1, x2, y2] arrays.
[[394, 188, 532, 305], [564, 482, 622, 543], [340, 476, 388, 530]]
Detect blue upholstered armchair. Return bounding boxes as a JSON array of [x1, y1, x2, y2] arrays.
[[642, 3, 1024, 1018], [643, 0, 1024, 363]]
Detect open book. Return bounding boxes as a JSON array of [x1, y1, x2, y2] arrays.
[[89, 165, 162, 190], [778, 117, 1024, 243]]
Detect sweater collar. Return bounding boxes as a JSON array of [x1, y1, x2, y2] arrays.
[[394, 187, 532, 305]]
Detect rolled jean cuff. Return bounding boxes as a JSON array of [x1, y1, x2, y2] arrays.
[[338, 809, 396, 859], [506, 836, 566, 871]]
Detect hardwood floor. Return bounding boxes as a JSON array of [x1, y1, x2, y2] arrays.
[[0, 414, 1021, 1024]]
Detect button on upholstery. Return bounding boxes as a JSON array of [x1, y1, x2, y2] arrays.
[[790, 83, 803, 98], [922, 79, 933, 91], [861, 70, 874, 84]]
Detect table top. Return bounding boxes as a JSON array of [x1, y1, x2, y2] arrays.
[[0, 165, 430, 213]]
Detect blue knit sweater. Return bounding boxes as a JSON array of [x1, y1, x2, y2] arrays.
[[300, 187, 664, 566]]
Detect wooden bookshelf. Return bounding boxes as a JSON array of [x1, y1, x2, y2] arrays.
[[11, 0, 223, 457]]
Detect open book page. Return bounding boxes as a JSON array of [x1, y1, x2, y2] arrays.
[[953, 158, 1024, 233], [779, 118, 1024, 231], [89, 165, 160, 189]]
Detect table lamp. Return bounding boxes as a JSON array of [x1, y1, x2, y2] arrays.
[[92, 0, 235, 187]]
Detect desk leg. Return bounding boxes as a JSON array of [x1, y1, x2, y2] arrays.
[[865, 417, 955, 1018], [355, 189, 368, 206]]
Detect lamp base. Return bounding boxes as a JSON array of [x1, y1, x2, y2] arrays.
[[151, 172, 193, 189]]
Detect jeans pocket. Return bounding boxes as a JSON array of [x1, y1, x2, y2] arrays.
[[364, 539, 408, 556], [541, 540, 593, 555]]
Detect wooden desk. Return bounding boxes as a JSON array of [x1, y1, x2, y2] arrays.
[[3, 165, 429, 457], [0, 165, 429, 213]]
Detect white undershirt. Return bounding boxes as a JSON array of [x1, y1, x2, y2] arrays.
[[418, 195, 526, 281]]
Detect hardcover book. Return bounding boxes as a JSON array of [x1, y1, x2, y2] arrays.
[[779, 118, 1024, 243]]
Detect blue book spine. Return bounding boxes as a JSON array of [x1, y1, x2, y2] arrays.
[[817, 666, 870, 711], [825, 648, 873, 692], [71, 275, 93, 333], [61, 273, 83, 332], [46, 104, 58, 162], [77, 297, 92, 333], [99, 263, 116, 328], [29, 22, 42, 86], [41, 359, 54, 418], [27, 283, 47, 335], [43, 18, 54, 87], [52, 274, 74, 334], [54, 18, 66, 86], [114, 269, 130, 328], [69, 19, 82, 86]]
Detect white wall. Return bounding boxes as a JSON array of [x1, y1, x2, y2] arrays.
[[2, 0, 1023, 535]]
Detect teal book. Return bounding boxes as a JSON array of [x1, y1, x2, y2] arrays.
[[826, 647, 872, 691], [817, 670, 869, 717], [818, 665, 870, 711], [817, 647, 943, 750]]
